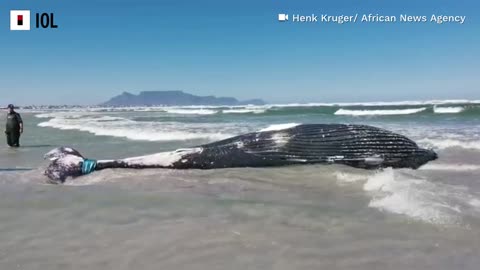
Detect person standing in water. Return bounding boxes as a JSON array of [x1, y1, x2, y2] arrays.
[[5, 104, 23, 147]]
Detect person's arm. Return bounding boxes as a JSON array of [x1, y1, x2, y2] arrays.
[[17, 114, 23, 133]]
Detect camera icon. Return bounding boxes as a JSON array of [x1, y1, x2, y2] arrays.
[[278, 14, 289, 22]]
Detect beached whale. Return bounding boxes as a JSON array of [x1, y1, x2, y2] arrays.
[[43, 124, 437, 184]]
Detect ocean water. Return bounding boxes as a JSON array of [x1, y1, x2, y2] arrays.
[[1, 101, 480, 269]]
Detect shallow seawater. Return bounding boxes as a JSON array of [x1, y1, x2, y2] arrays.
[[1, 106, 480, 269], [1, 165, 480, 270]]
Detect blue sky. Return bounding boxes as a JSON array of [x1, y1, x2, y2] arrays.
[[1, 0, 479, 105]]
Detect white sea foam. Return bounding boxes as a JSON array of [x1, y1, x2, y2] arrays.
[[259, 123, 300, 132], [420, 163, 480, 171], [363, 168, 464, 225], [94, 116, 127, 121], [35, 113, 88, 119], [162, 108, 218, 115], [470, 199, 480, 208], [35, 113, 56, 118], [433, 106, 465, 114], [334, 172, 368, 184], [38, 115, 237, 142], [334, 168, 480, 225], [222, 108, 266, 114], [419, 138, 480, 150], [267, 99, 480, 107], [334, 107, 427, 116], [27, 98, 480, 113]]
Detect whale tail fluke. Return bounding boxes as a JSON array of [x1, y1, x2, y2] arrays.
[[44, 147, 86, 184], [44, 146, 84, 161]]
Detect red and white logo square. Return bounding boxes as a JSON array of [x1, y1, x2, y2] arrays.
[[10, 10, 31, 31]]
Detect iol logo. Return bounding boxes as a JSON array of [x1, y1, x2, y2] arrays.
[[10, 10, 59, 31], [10, 10, 30, 30]]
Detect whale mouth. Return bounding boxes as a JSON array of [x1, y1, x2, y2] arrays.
[[411, 148, 438, 169]]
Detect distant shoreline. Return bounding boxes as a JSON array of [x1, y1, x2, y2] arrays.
[[16, 99, 480, 109]]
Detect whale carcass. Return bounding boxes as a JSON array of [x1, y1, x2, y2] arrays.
[[44, 124, 437, 184]]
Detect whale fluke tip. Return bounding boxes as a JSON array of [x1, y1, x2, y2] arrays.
[[44, 147, 86, 184]]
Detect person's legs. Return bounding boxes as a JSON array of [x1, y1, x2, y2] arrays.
[[5, 132, 14, 147], [11, 131, 20, 147]]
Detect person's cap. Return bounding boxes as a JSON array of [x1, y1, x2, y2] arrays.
[[7, 104, 14, 109]]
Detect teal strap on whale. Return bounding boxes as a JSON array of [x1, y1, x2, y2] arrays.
[[81, 159, 97, 175]]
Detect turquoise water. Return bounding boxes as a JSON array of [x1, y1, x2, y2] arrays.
[[16, 103, 480, 163], [1, 102, 480, 269]]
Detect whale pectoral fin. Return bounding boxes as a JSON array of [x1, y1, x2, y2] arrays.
[[364, 155, 385, 166]]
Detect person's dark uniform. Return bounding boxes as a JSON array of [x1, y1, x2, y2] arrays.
[[5, 104, 23, 147]]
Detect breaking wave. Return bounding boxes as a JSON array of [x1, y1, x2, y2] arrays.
[[162, 108, 217, 115], [433, 106, 465, 114], [419, 138, 480, 150], [222, 108, 266, 114], [30, 101, 480, 118], [334, 107, 427, 116], [37, 114, 239, 142]]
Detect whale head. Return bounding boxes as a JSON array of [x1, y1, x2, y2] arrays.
[[44, 147, 85, 184], [401, 148, 438, 169], [415, 148, 438, 168]]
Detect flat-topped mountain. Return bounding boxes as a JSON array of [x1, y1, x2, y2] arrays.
[[101, 91, 265, 106]]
